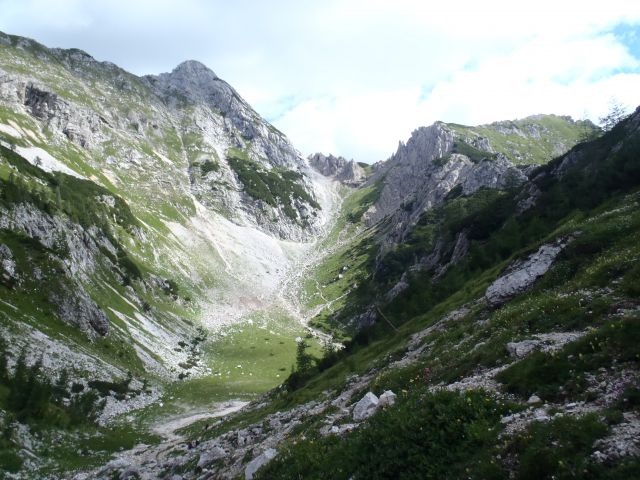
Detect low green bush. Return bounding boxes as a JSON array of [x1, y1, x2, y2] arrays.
[[508, 414, 608, 480], [497, 317, 640, 401], [257, 390, 510, 480]]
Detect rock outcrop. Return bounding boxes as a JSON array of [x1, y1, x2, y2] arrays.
[[51, 285, 109, 337], [485, 237, 573, 306], [0, 243, 16, 285], [364, 123, 526, 243], [309, 152, 366, 186]]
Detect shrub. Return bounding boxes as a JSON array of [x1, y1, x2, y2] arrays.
[[509, 414, 608, 480], [257, 390, 509, 480], [200, 159, 220, 175]]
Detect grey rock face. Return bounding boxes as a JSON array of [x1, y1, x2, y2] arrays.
[[365, 123, 526, 243], [245, 448, 277, 480], [0, 244, 16, 282], [51, 285, 109, 337], [353, 391, 379, 421], [485, 237, 573, 306], [309, 153, 366, 186], [384, 272, 409, 302], [0, 75, 105, 148], [0, 203, 116, 280], [355, 307, 378, 330]]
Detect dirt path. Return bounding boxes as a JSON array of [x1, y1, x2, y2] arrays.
[[151, 400, 249, 441], [75, 401, 248, 479]]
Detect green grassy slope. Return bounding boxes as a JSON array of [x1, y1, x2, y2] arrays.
[[447, 114, 599, 165]]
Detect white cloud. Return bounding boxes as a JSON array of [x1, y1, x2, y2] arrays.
[[0, 0, 639, 162]]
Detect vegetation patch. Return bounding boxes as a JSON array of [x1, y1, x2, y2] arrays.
[[256, 390, 511, 480], [200, 159, 220, 175], [226, 148, 319, 222], [450, 139, 497, 163], [496, 316, 640, 402], [506, 414, 609, 480]]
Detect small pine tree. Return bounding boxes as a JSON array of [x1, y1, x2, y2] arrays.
[[599, 99, 629, 132], [295, 339, 312, 374], [53, 369, 70, 402]]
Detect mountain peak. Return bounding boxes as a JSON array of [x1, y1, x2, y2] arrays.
[[171, 59, 218, 79]]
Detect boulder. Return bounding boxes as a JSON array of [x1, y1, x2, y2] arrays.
[[379, 390, 397, 407], [506, 340, 539, 359], [245, 448, 277, 480], [353, 392, 379, 421], [527, 394, 542, 405]]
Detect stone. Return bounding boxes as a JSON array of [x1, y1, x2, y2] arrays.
[[197, 446, 227, 468], [378, 390, 397, 407], [245, 448, 277, 480], [527, 395, 542, 405], [353, 392, 379, 421], [506, 340, 539, 359]]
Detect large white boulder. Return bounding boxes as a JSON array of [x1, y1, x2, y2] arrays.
[[353, 392, 379, 421]]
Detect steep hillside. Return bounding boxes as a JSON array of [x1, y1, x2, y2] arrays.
[[90, 107, 639, 480]]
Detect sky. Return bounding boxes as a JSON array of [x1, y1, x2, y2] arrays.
[[0, 1, 639, 163]]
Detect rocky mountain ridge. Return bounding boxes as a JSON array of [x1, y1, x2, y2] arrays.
[[0, 31, 323, 241], [363, 116, 595, 245]]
